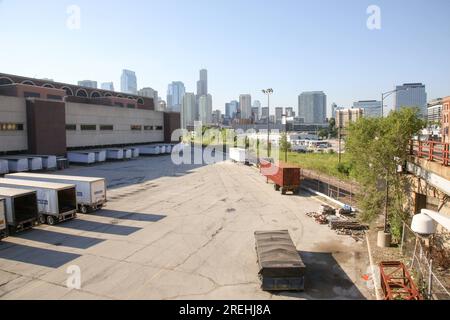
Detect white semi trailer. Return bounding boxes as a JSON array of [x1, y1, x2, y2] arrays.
[[0, 187, 39, 234], [6, 173, 107, 214], [0, 178, 77, 225]]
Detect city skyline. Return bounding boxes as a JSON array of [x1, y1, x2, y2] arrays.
[[1, 0, 449, 115]]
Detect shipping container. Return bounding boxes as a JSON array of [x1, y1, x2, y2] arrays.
[[0, 197, 7, 239], [6, 173, 107, 214], [106, 148, 124, 160], [230, 148, 248, 163], [255, 230, 306, 291], [16, 156, 43, 171], [0, 160, 8, 175], [68, 151, 96, 164], [159, 145, 166, 154], [0, 157, 29, 172], [85, 149, 107, 163], [0, 187, 39, 234], [260, 160, 301, 195], [0, 178, 77, 225], [124, 149, 133, 159], [130, 147, 140, 158], [139, 145, 161, 155], [165, 145, 173, 154], [22, 155, 57, 170]]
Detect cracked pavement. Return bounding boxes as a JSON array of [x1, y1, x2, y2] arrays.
[[0, 154, 373, 300]]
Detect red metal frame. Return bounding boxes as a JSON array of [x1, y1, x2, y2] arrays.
[[410, 140, 449, 166], [379, 261, 422, 300]]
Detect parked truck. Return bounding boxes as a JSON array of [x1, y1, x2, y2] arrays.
[[0, 187, 39, 234], [255, 230, 306, 291], [260, 160, 301, 195], [0, 197, 7, 239], [6, 173, 107, 214], [0, 178, 77, 225]]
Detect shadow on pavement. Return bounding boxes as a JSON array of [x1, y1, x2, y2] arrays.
[[12, 229, 105, 249], [95, 210, 166, 222], [274, 251, 366, 300], [55, 219, 142, 236], [0, 243, 81, 268]]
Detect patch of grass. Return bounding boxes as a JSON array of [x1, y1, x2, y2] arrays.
[[284, 152, 353, 180]]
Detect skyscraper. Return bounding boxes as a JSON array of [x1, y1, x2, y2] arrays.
[[197, 69, 208, 97], [353, 100, 382, 118], [78, 80, 97, 88], [285, 107, 294, 117], [101, 82, 114, 91], [181, 93, 196, 129], [298, 91, 327, 124], [275, 107, 283, 124], [261, 107, 269, 120], [138, 87, 159, 109], [120, 69, 137, 94], [167, 81, 186, 112], [251, 107, 260, 122], [225, 100, 239, 119], [199, 94, 212, 124], [239, 94, 252, 120], [331, 103, 338, 119], [394, 83, 427, 118]]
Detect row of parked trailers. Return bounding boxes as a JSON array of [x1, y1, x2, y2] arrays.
[[0, 155, 57, 174], [67, 144, 174, 165], [0, 173, 107, 239]]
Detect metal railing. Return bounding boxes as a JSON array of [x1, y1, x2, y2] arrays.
[[410, 140, 450, 166]]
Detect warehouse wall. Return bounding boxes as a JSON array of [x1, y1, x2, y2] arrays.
[[65, 102, 165, 148], [0, 96, 28, 153]]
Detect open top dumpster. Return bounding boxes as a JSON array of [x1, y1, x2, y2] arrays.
[[255, 230, 306, 291], [260, 160, 301, 195]]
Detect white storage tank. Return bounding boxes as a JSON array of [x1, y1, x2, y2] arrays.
[[0, 178, 77, 225], [68, 151, 96, 164]]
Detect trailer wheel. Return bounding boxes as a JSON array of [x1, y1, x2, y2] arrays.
[[80, 205, 88, 214], [274, 184, 280, 191], [46, 215, 56, 226], [38, 215, 46, 225], [281, 188, 287, 195]]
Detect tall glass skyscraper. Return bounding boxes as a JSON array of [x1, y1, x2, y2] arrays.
[[167, 81, 186, 112], [298, 91, 327, 124], [197, 69, 208, 97], [120, 69, 137, 94], [394, 83, 427, 118]]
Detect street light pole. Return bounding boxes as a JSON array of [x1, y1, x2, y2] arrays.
[[262, 89, 273, 158]]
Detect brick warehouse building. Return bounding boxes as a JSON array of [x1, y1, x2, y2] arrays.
[[0, 73, 180, 155]]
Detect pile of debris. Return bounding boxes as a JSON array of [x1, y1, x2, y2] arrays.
[[304, 205, 368, 241]]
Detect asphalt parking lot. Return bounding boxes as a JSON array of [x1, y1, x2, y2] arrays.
[[0, 153, 373, 300]]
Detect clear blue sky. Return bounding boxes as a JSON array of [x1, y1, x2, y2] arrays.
[[1, 0, 449, 115]]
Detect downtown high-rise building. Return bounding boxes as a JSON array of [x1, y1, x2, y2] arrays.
[[298, 91, 327, 124], [239, 94, 252, 120], [197, 69, 208, 97], [394, 83, 427, 118], [225, 100, 239, 119], [275, 107, 283, 124], [251, 107, 260, 122], [138, 87, 159, 109], [261, 107, 269, 121], [199, 94, 212, 124], [353, 100, 382, 118], [285, 107, 294, 118], [78, 80, 97, 88], [167, 81, 186, 112], [101, 82, 114, 91], [181, 93, 196, 129], [120, 69, 137, 94]]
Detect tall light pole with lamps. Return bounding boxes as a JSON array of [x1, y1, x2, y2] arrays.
[[262, 89, 273, 158]]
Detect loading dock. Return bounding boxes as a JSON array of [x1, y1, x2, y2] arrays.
[[0, 187, 39, 234], [0, 178, 77, 225], [6, 172, 107, 214]]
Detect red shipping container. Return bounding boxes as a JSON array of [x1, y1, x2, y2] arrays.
[[260, 160, 301, 195]]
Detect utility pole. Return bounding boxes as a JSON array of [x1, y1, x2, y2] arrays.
[[262, 89, 273, 158], [338, 126, 342, 164]]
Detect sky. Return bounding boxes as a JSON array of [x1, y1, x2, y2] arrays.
[[1, 0, 449, 116]]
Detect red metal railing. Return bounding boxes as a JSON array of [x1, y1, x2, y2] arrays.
[[379, 261, 422, 300], [410, 140, 450, 166]]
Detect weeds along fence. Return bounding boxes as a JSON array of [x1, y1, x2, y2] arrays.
[[401, 222, 450, 300], [301, 169, 359, 208]]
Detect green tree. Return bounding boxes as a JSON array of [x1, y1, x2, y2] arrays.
[[346, 108, 424, 242], [279, 132, 291, 153], [318, 128, 329, 139]]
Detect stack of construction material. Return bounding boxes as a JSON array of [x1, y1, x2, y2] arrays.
[[329, 220, 367, 231], [319, 205, 336, 216]]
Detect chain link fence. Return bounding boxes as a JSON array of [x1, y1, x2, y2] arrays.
[[401, 222, 450, 300]]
